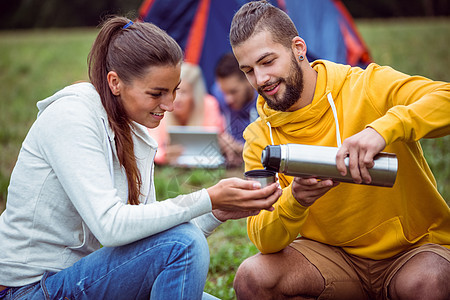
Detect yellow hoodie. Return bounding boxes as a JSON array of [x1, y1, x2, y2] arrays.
[[243, 60, 450, 259]]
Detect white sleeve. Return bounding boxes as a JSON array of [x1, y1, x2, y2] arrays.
[[191, 212, 223, 238], [37, 98, 213, 247]]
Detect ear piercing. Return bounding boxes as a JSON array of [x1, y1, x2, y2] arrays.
[[299, 55, 305, 61]]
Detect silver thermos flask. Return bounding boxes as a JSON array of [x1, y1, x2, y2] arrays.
[[261, 144, 398, 187]]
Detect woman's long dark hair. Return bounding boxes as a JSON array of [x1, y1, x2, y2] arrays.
[[88, 16, 183, 205]]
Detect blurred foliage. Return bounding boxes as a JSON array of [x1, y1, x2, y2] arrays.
[[205, 218, 258, 299], [0, 0, 142, 29], [343, 0, 449, 18]]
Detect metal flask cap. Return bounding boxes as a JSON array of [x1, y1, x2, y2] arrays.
[[244, 169, 276, 188]]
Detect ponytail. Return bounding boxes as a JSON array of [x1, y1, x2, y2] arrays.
[[88, 16, 183, 205]]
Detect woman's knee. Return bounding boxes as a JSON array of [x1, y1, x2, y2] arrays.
[[173, 222, 210, 258], [163, 222, 210, 271], [135, 222, 210, 270]]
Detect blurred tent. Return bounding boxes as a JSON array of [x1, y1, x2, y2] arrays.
[[138, 0, 371, 92]]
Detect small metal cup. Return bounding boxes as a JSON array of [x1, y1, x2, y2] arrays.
[[244, 169, 276, 188]]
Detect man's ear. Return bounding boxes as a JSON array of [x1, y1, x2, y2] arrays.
[[291, 36, 307, 59], [107, 71, 121, 96]]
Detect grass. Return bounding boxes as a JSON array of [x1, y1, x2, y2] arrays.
[[0, 18, 449, 299], [0, 28, 97, 210]]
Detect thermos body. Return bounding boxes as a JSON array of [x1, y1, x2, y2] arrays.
[[261, 144, 398, 187]]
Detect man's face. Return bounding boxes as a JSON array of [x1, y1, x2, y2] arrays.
[[233, 31, 304, 112], [216, 74, 255, 111]]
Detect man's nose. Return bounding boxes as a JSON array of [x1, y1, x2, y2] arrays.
[[224, 94, 235, 105], [255, 69, 270, 87]]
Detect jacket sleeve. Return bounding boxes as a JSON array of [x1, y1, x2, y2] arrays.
[[243, 123, 309, 254], [364, 64, 450, 145], [191, 212, 223, 238], [37, 97, 212, 247], [247, 185, 309, 254]]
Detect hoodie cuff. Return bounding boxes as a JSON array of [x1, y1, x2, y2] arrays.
[[367, 113, 403, 145], [192, 212, 223, 238], [280, 188, 309, 218]]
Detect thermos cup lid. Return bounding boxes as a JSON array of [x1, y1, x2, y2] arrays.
[[261, 145, 281, 172], [244, 169, 277, 188], [244, 169, 276, 178]]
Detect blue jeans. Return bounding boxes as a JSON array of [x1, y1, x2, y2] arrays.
[[3, 223, 219, 300]]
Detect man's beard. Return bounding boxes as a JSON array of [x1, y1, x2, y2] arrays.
[[258, 54, 304, 112]]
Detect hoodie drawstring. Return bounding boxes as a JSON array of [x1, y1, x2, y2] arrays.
[[101, 118, 115, 186], [326, 93, 342, 148], [265, 92, 342, 148], [266, 121, 275, 145]]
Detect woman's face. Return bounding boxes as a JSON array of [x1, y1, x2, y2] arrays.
[[116, 64, 181, 129], [172, 79, 195, 125]]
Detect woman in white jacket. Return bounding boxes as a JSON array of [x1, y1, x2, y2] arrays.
[[0, 17, 281, 300]]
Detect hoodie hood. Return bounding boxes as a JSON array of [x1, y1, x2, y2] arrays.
[[256, 60, 351, 131], [36, 82, 158, 149], [36, 82, 117, 145], [37, 82, 100, 117]]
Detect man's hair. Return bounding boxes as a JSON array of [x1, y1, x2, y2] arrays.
[[215, 53, 246, 80], [229, 0, 298, 49]]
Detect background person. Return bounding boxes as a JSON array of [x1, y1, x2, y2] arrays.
[[148, 62, 224, 165], [211, 52, 259, 167], [229, 1, 450, 299], [0, 16, 282, 300]]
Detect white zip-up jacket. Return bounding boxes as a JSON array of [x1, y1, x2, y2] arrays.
[[0, 82, 221, 286]]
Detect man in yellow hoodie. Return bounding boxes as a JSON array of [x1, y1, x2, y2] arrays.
[[229, 1, 450, 299]]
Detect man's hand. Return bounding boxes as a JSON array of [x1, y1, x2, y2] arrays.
[[336, 127, 386, 184], [292, 177, 339, 207]]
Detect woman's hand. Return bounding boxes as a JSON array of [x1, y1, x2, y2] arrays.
[[207, 178, 282, 212]]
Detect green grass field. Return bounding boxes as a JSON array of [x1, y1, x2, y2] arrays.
[[0, 18, 449, 299]]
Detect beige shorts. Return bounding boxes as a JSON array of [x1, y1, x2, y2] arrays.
[[290, 238, 450, 300]]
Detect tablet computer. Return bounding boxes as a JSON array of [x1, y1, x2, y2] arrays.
[[168, 126, 225, 168]]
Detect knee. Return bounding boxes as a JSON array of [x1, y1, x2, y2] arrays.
[[392, 272, 449, 300], [233, 257, 260, 299], [233, 255, 277, 299], [145, 222, 210, 273], [390, 253, 450, 300], [173, 223, 210, 262]]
